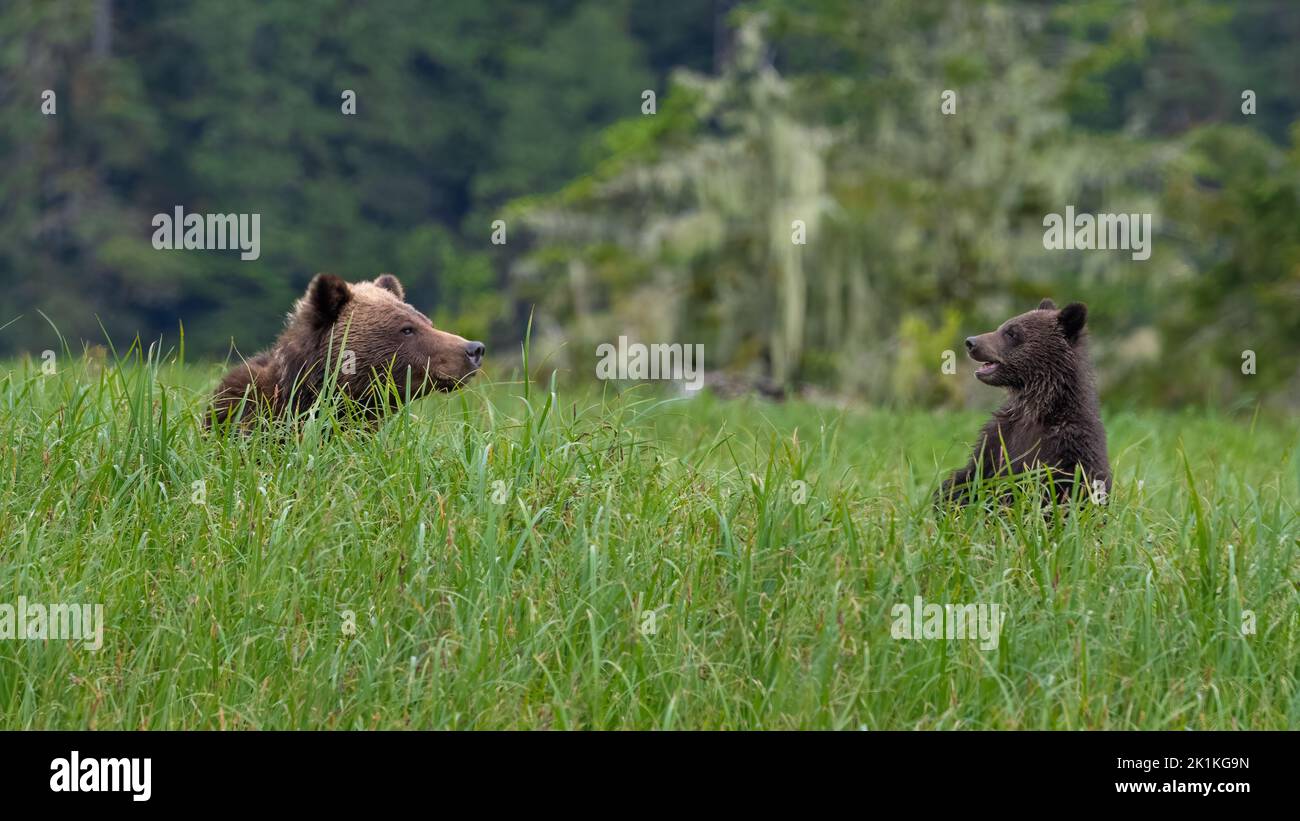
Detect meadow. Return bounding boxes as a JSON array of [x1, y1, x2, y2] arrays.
[[0, 347, 1297, 729]]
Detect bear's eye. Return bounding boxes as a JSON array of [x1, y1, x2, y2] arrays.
[[400, 326, 414, 336], [1003, 327, 1019, 343]]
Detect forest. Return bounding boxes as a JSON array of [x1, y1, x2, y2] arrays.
[[2, 0, 1299, 408]]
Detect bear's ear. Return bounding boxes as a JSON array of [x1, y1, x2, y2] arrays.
[[1038, 298, 1057, 310], [374, 273, 404, 300], [1058, 302, 1087, 342], [302, 273, 351, 329]]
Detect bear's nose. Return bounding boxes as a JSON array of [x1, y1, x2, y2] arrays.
[[465, 341, 485, 368], [964, 337, 976, 352]]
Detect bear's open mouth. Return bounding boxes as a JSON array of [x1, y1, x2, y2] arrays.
[[975, 361, 1000, 377]]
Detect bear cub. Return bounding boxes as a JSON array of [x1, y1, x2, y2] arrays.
[[938, 298, 1109, 506], [208, 273, 484, 428]]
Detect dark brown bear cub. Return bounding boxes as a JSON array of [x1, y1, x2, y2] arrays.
[[938, 298, 1109, 506], [207, 273, 484, 428]]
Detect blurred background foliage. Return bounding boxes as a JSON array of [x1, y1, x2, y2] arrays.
[[2, 0, 1298, 407]]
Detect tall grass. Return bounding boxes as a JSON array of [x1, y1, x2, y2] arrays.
[[0, 346, 1296, 728]]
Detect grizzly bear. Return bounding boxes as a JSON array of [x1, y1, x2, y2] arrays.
[[207, 273, 484, 428], [937, 298, 1109, 507]]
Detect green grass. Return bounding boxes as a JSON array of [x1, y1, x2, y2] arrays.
[[1, 346, 1298, 729]]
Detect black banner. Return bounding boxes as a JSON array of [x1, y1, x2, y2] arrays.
[[1, 730, 1285, 808]]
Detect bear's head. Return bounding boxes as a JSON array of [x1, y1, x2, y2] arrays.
[[288, 272, 484, 407], [963, 298, 1087, 390]]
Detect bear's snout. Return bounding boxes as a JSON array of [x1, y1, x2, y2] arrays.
[[465, 341, 485, 369], [965, 334, 998, 362], [416, 326, 483, 391], [965, 332, 1006, 384]]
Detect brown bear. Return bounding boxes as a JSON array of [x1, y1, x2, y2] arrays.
[[937, 298, 1110, 507], [207, 273, 484, 428]]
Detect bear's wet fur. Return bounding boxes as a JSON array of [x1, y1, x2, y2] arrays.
[[938, 298, 1110, 506], [207, 273, 484, 429]]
